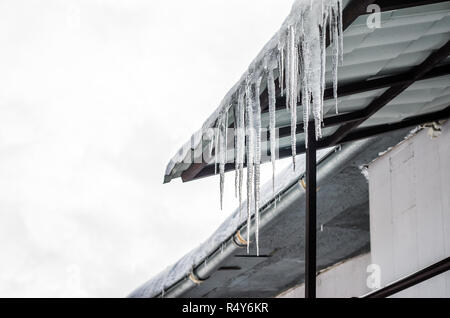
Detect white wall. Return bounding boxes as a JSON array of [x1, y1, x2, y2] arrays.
[[278, 253, 371, 298], [277, 122, 450, 298], [368, 122, 450, 297]]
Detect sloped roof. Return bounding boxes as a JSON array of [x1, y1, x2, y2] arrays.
[[133, 0, 450, 298], [163, 0, 450, 183]]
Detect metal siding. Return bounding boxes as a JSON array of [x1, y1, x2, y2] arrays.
[[368, 121, 450, 297], [277, 253, 371, 298]]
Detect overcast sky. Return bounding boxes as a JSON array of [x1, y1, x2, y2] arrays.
[[0, 0, 294, 297]]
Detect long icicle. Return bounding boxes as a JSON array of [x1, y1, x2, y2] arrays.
[[214, 120, 219, 175], [331, 3, 339, 114], [268, 66, 277, 193], [213, 0, 344, 256], [336, 0, 344, 113], [287, 25, 298, 169], [291, 0, 342, 146], [219, 110, 227, 210], [299, 16, 310, 149], [237, 88, 246, 218], [320, 1, 328, 124], [245, 77, 254, 253], [234, 103, 239, 199], [254, 75, 262, 257], [278, 39, 285, 97]]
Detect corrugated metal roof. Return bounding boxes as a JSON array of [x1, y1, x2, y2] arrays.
[[163, 1, 450, 183]]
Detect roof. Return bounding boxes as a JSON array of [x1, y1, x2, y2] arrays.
[[163, 0, 450, 183], [132, 0, 450, 298]]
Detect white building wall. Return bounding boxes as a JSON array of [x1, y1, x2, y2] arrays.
[[277, 253, 371, 298], [368, 121, 450, 297], [277, 122, 450, 298]]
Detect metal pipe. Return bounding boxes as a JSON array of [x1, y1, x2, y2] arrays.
[[305, 123, 317, 298], [155, 138, 375, 298]]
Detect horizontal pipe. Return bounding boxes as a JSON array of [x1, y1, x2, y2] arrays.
[[153, 140, 374, 298]]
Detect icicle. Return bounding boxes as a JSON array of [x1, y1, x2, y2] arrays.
[[234, 103, 238, 199], [337, 0, 344, 110], [218, 119, 224, 210], [325, 0, 343, 116], [320, 1, 328, 124], [278, 39, 285, 97], [311, 18, 324, 140], [214, 120, 219, 175], [207, 128, 214, 160], [211, 0, 345, 256], [331, 4, 339, 114], [287, 25, 298, 170], [237, 88, 246, 217], [234, 162, 238, 198], [337, 0, 344, 66], [219, 108, 229, 210], [268, 66, 277, 193], [287, 0, 343, 146], [245, 77, 254, 253], [300, 17, 310, 150], [253, 75, 262, 257], [285, 35, 290, 111]]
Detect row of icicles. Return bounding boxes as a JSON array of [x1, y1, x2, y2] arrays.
[[213, 0, 343, 256]]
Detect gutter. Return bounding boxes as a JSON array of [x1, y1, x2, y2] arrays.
[[147, 137, 375, 298]]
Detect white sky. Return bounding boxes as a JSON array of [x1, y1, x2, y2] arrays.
[[0, 0, 294, 297]]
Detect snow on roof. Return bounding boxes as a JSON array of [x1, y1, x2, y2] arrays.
[[164, 1, 450, 184], [163, 0, 345, 183]]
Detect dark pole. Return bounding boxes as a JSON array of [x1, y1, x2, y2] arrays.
[[305, 122, 317, 298]]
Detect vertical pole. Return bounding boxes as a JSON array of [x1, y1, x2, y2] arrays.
[[305, 122, 317, 298]]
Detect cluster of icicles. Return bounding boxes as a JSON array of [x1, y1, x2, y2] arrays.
[[213, 0, 343, 256]]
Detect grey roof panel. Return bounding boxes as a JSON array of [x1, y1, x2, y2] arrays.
[[163, 2, 450, 183]]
